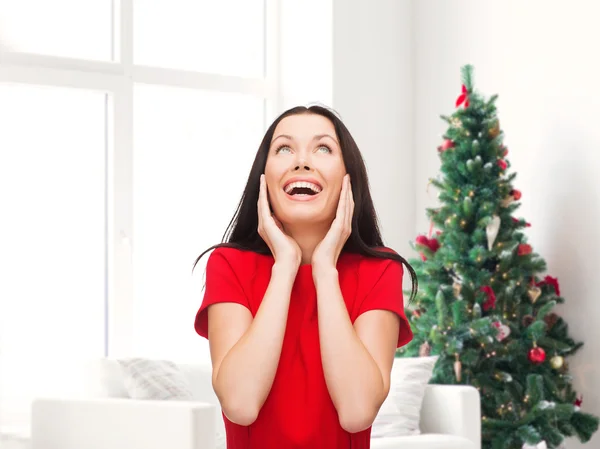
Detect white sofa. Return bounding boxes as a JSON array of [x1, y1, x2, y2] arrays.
[[30, 359, 481, 449]]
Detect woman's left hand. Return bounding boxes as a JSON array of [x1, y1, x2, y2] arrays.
[[312, 174, 354, 271]]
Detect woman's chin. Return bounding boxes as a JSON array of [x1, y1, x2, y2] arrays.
[[278, 208, 329, 226]]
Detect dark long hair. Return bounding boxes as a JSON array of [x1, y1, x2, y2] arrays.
[[193, 105, 417, 304]]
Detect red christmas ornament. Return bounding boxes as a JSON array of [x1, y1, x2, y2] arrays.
[[511, 217, 531, 227], [510, 189, 522, 200], [455, 84, 470, 108], [481, 285, 497, 311], [438, 139, 455, 153], [518, 243, 532, 256], [574, 395, 583, 411], [528, 345, 546, 364], [416, 235, 440, 252], [497, 159, 507, 170], [500, 145, 509, 157], [537, 275, 560, 296], [416, 235, 440, 261]]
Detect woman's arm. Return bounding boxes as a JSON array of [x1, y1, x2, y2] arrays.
[[314, 267, 400, 433], [208, 262, 297, 426]]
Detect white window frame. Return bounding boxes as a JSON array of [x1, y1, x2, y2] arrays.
[[0, 0, 282, 357]]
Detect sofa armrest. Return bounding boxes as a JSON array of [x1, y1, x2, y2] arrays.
[[420, 384, 481, 449], [31, 398, 216, 449]]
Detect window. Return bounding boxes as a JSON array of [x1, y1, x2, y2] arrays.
[[0, 1, 113, 61], [0, 83, 108, 432], [0, 0, 279, 435]]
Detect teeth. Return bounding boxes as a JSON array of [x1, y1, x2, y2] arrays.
[[284, 181, 322, 194]]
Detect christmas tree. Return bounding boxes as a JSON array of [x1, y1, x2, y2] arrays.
[[399, 65, 599, 449]]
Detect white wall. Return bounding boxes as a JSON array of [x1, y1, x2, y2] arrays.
[[332, 0, 415, 266], [279, 0, 333, 110], [413, 1, 600, 448]]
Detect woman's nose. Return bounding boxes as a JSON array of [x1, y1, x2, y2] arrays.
[[294, 164, 311, 171]]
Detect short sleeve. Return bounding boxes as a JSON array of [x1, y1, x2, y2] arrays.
[[194, 248, 250, 339], [357, 259, 413, 348]]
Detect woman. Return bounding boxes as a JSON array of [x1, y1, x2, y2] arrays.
[[194, 105, 416, 449]]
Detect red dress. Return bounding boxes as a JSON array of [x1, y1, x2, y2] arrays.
[[195, 247, 413, 449]]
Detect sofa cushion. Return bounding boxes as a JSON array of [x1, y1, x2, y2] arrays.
[[117, 358, 194, 401], [372, 356, 438, 438]]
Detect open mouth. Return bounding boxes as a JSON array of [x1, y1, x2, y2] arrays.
[[283, 181, 322, 197]]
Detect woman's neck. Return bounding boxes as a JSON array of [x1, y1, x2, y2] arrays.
[[283, 222, 330, 266]]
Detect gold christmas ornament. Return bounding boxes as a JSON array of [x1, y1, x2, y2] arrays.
[[500, 196, 514, 207], [527, 286, 542, 303], [450, 117, 462, 128], [550, 355, 564, 370], [489, 120, 501, 138], [419, 341, 431, 357], [454, 354, 462, 382], [453, 281, 462, 298]]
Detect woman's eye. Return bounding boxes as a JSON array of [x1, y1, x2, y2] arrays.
[[317, 145, 332, 154], [276, 146, 291, 154]]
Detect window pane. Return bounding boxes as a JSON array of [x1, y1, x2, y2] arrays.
[[134, 0, 265, 78], [0, 84, 107, 432], [0, 0, 113, 61], [133, 84, 264, 363]]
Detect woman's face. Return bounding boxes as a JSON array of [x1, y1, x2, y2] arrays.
[[264, 113, 347, 227]]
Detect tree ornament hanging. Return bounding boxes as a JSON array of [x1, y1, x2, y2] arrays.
[[522, 315, 534, 327], [419, 341, 431, 357], [415, 234, 440, 261], [488, 119, 501, 138], [544, 312, 559, 330], [454, 354, 462, 382], [510, 189, 522, 200], [492, 321, 511, 342], [501, 195, 514, 207], [511, 216, 531, 227], [518, 244, 533, 256], [550, 355, 564, 370], [450, 116, 463, 128], [486, 215, 501, 250], [574, 395, 583, 411], [437, 139, 455, 153], [527, 285, 542, 303], [497, 159, 508, 171], [528, 343, 546, 364], [501, 188, 521, 207], [452, 281, 462, 298], [481, 285, 497, 311], [537, 275, 561, 296]]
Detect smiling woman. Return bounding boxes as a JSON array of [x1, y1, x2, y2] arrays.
[[264, 113, 347, 246], [193, 105, 417, 449]]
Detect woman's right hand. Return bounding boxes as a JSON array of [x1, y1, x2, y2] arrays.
[[258, 174, 301, 270]]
